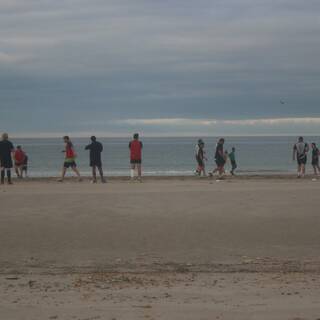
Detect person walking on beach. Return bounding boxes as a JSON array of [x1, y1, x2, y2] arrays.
[[0, 133, 14, 185], [129, 133, 143, 181], [14, 145, 27, 178], [85, 136, 106, 183], [210, 138, 226, 178], [58, 136, 81, 182], [195, 139, 207, 176], [229, 147, 237, 175], [293, 136, 309, 178], [311, 142, 320, 176]]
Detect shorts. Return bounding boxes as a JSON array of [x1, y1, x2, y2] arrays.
[[297, 156, 307, 166], [215, 158, 225, 168], [0, 158, 13, 169], [231, 160, 237, 169], [90, 160, 102, 167], [312, 159, 319, 166], [130, 159, 142, 164], [15, 162, 24, 167], [64, 161, 77, 168], [196, 156, 204, 168]]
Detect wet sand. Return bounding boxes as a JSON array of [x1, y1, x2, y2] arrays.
[[1, 177, 320, 319]]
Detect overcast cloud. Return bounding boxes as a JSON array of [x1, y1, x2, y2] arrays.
[[0, 0, 320, 136]]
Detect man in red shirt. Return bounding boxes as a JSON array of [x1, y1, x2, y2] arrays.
[[129, 133, 143, 181], [14, 146, 26, 178]]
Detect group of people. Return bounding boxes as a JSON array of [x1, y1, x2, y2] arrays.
[[1, 132, 320, 185], [293, 136, 320, 178], [57, 133, 143, 183], [0, 133, 28, 184], [0, 132, 143, 184], [194, 136, 320, 179], [195, 138, 237, 178]]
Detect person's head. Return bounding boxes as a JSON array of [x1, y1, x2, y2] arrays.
[[63, 135, 70, 143], [133, 133, 139, 140], [298, 136, 304, 143], [17, 145, 22, 150], [232, 147, 235, 152], [91, 136, 96, 142], [312, 142, 317, 149], [2, 132, 8, 141], [198, 139, 203, 145], [219, 138, 225, 144]]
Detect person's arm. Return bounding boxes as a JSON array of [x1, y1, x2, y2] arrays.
[[140, 142, 143, 149], [85, 144, 90, 150], [293, 145, 296, 160], [305, 143, 309, 153], [62, 143, 67, 153], [129, 142, 131, 149]]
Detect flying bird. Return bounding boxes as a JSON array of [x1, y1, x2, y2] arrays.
[[280, 100, 285, 104]]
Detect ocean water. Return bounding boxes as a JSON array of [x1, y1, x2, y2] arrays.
[[11, 136, 320, 177]]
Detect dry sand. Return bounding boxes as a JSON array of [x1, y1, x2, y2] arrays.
[[1, 176, 320, 319]]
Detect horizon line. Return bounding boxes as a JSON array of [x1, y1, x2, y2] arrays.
[[9, 133, 320, 139]]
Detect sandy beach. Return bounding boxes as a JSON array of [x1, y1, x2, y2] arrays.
[[1, 176, 320, 319]]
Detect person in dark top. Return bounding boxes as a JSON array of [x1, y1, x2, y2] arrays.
[[293, 136, 309, 178], [195, 139, 207, 176], [311, 142, 320, 176], [129, 133, 143, 181], [85, 136, 106, 183], [0, 133, 15, 184], [210, 138, 226, 178]]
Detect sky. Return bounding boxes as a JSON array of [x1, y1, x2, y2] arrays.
[[0, 0, 320, 137]]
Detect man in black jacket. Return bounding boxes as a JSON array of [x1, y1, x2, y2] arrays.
[[85, 136, 106, 183]]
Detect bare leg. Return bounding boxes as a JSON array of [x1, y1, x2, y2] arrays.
[[218, 166, 225, 179], [301, 164, 306, 177], [212, 167, 218, 174], [130, 164, 136, 180], [15, 166, 20, 178], [92, 166, 97, 183], [297, 164, 301, 177], [98, 166, 106, 183], [1, 169, 4, 184], [137, 164, 142, 180], [7, 169, 12, 184], [71, 166, 81, 180], [202, 167, 206, 176], [58, 167, 67, 181], [313, 165, 317, 175]]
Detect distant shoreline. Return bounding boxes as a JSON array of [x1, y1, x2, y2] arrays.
[[6, 174, 318, 182]]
